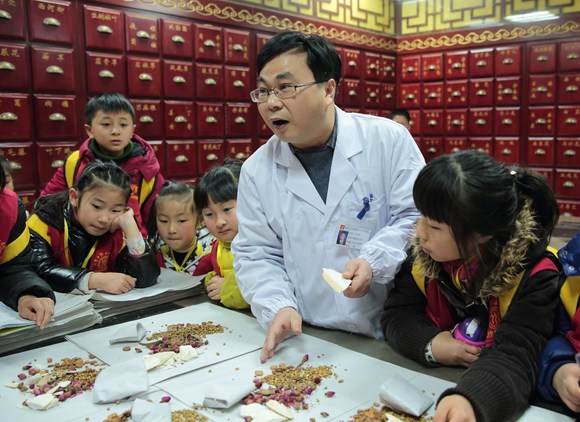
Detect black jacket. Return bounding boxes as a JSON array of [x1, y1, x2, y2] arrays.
[[0, 194, 55, 310], [29, 202, 159, 293]]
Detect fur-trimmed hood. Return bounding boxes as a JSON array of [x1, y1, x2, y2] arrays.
[[412, 199, 548, 299]]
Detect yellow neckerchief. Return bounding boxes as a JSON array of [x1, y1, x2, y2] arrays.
[[64, 218, 98, 268], [168, 233, 200, 273]]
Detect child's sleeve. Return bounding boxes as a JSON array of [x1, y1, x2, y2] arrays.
[[218, 268, 249, 309], [115, 242, 160, 288]]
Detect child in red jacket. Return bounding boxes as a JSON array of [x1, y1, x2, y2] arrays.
[[40, 93, 164, 236]]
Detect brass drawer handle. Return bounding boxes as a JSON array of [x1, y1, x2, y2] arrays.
[[451, 147, 461, 153], [537, 55, 548, 62], [172, 35, 185, 43], [566, 85, 578, 92], [535, 118, 547, 124], [385, 93, 392, 99], [534, 148, 546, 156], [0, 61, 15, 70], [476, 60, 487, 67], [348, 60, 357, 67], [476, 89, 487, 96], [567, 53, 579, 60], [369, 63, 377, 70], [97, 25, 113, 34], [235, 152, 247, 159], [204, 39, 216, 48], [369, 92, 377, 98], [204, 77, 216, 86], [428, 92, 438, 99], [502, 58, 513, 65], [174, 116, 187, 123], [564, 149, 577, 156], [139, 115, 153, 123], [502, 148, 512, 155], [502, 88, 513, 95], [385, 65, 393, 72], [43, 17, 61, 27], [49, 113, 66, 121], [205, 116, 218, 123], [451, 62, 462, 69], [0, 10, 12, 20], [234, 116, 246, 124], [406, 94, 415, 100], [427, 64, 436, 71], [175, 154, 188, 163], [476, 118, 486, 125], [451, 90, 461, 97], [232, 43, 244, 51], [136, 30, 150, 39], [206, 153, 218, 161], [564, 181, 575, 188], [348, 90, 356, 97], [46, 65, 64, 74], [0, 112, 17, 121], [428, 119, 437, 126], [536, 86, 548, 93], [233, 80, 244, 87], [406, 66, 415, 72], [173, 76, 186, 84], [9, 161, 21, 170], [99, 70, 114, 78], [139, 73, 153, 81], [427, 147, 437, 154], [451, 119, 461, 126], [502, 118, 513, 125], [51, 159, 64, 168], [566, 117, 578, 124]]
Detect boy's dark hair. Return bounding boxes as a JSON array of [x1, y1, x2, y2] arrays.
[[85, 93, 136, 125], [194, 158, 243, 212], [147, 181, 196, 237], [257, 32, 342, 88], [34, 160, 131, 228], [391, 108, 410, 122], [413, 150, 558, 289]]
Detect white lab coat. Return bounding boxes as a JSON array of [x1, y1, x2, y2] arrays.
[[232, 107, 425, 338]]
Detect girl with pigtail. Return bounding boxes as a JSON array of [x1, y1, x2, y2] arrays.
[[382, 150, 561, 422]]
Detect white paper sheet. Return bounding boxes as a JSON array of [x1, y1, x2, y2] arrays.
[[65, 302, 264, 384], [91, 268, 203, 302]]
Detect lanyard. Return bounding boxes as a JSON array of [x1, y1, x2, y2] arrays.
[[170, 242, 197, 273], [63, 218, 98, 268]]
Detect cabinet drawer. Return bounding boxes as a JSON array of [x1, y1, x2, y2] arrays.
[[226, 139, 252, 161], [194, 24, 223, 62], [224, 66, 250, 101], [527, 138, 554, 167], [196, 102, 225, 138], [84, 5, 123, 52], [126, 13, 158, 54], [529, 43, 556, 73], [163, 60, 194, 99], [36, 142, 76, 186], [197, 140, 225, 174], [166, 140, 197, 179], [195, 63, 224, 99], [0, 142, 37, 189], [493, 138, 520, 164], [224, 28, 250, 65], [34, 95, 77, 139], [32, 46, 75, 93], [164, 101, 194, 139], [86, 52, 126, 95], [0, 1, 26, 39], [0, 94, 32, 140], [132, 100, 163, 139], [29, 0, 73, 45], [161, 19, 192, 58], [226, 103, 252, 137], [0, 43, 29, 90], [127, 56, 162, 98]]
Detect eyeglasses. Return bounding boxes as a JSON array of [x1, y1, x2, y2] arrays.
[[249, 81, 322, 103]]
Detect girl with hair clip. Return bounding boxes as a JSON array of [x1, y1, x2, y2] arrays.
[[193, 158, 249, 309], [148, 181, 213, 275], [381, 150, 562, 422], [0, 165, 55, 329], [27, 161, 160, 294]]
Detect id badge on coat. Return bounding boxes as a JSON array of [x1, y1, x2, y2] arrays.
[[334, 218, 372, 250]]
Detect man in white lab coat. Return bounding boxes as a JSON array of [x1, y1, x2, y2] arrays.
[[232, 31, 425, 362]]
